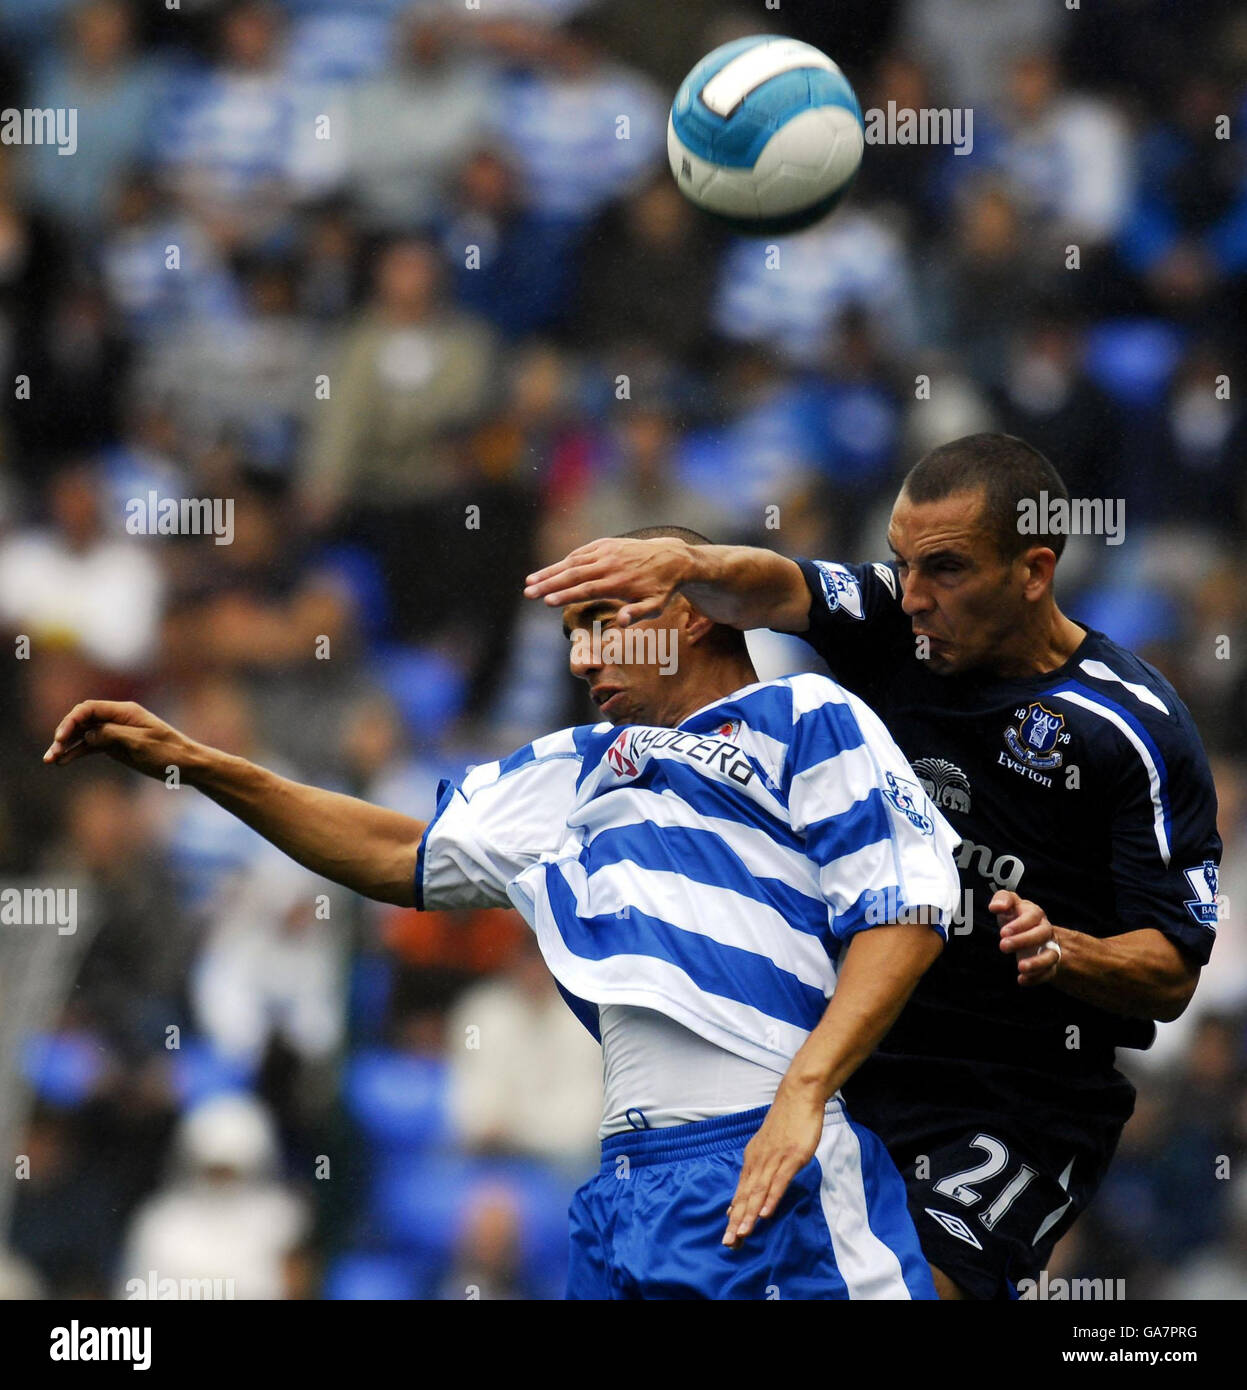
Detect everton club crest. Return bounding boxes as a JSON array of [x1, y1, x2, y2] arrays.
[[1004, 702, 1067, 771]]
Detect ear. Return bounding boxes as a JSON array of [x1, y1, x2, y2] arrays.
[[1021, 546, 1057, 601], [679, 601, 716, 646]]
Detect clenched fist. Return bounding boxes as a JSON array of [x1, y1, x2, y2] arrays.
[[991, 889, 1063, 987]]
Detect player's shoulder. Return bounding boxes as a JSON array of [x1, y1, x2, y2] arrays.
[[764, 671, 894, 760], [780, 669, 857, 714], [743, 669, 867, 727], [1049, 630, 1210, 767], [463, 723, 610, 796], [798, 557, 903, 622], [685, 672, 854, 746]]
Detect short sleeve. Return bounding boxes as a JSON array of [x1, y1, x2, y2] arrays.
[[1105, 712, 1221, 965], [791, 560, 912, 695], [416, 729, 591, 911], [784, 675, 962, 943]]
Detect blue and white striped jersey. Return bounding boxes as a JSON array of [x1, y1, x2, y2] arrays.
[[417, 673, 961, 1073]]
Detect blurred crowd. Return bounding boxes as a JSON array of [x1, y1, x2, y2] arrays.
[[0, 0, 1243, 1299]]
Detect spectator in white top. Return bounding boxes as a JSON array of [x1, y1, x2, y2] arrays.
[[115, 1094, 309, 1300], [484, 18, 665, 226], [447, 930, 602, 1172], [192, 845, 347, 1072], [712, 210, 920, 368], [153, 0, 299, 250], [988, 51, 1133, 247], [0, 461, 163, 675]]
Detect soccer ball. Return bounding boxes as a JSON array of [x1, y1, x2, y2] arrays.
[[667, 35, 864, 236]]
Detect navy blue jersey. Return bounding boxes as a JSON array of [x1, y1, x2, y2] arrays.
[[791, 558, 1221, 1124]]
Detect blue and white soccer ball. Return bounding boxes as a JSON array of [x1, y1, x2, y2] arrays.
[[667, 35, 865, 235]]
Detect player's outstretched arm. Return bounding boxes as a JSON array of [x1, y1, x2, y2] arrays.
[[43, 700, 426, 907], [525, 536, 811, 632], [724, 919, 943, 1247]]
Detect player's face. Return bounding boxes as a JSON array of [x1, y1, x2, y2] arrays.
[[887, 489, 1033, 676], [562, 599, 678, 725]]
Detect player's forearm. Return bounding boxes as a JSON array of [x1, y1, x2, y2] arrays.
[[1049, 925, 1198, 1022], [185, 744, 425, 906], [681, 544, 811, 632], [778, 923, 943, 1103]]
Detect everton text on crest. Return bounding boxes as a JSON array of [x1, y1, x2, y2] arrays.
[[1001, 702, 1069, 786]]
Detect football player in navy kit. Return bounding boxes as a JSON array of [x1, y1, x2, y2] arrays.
[[525, 432, 1222, 1300]]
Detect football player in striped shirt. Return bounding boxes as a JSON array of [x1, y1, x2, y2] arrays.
[[525, 435, 1223, 1300], [44, 531, 962, 1300]]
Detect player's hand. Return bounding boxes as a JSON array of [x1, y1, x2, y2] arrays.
[[524, 537, 692, 627], [991, 890, 1063, 987], [43, 700, 198, 781], [723, 1080, 825, 1249]]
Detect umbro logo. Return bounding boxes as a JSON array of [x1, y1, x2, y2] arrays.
[[923, 1208, 983, 1250]]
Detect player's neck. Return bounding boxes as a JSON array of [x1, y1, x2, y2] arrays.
[[664, 654, 760, 726], [994, 603, 1087, 678]]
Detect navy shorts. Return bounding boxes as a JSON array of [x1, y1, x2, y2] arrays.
[[894, 1127, 1106, 1301], [566, 1104, 937, 1300], [844, 1055, 1130, 1300]]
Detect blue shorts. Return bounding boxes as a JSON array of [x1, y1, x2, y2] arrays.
[[566, 1104, 937, 1300]]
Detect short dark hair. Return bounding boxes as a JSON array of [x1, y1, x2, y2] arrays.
[[901, 433, 1070, 561], [619, 525, 714, 546], [617, 526, 745, 652]]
